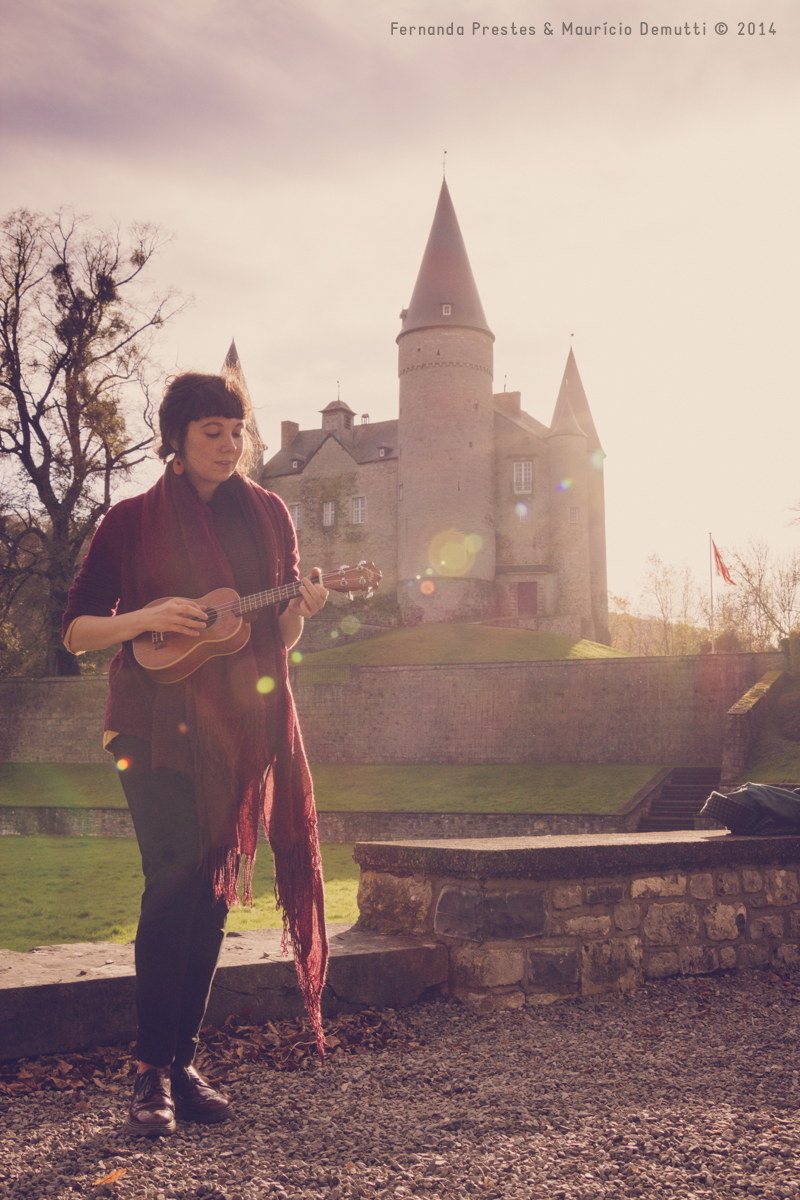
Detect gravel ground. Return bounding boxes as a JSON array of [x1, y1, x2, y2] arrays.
[[3, 966, 800, 1200]]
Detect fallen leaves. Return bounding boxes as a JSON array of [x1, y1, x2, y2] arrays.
[[0, 1007, 418, 1098], [93, 1167, 127, 1186]]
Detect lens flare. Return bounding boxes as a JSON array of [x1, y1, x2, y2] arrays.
[[330, 629, 340, 639], [514, 502, 529, 520], [341, 614, 361, 635], [421, 580, 436, 595], [290, 650, 303, 664], [556, 478, 573, 492], [427, 528, 481, 577], [115, 758, 129, 772], [590, 449, 605, 471], [177, 721, 189, 735], [256, 675, 275, 694]]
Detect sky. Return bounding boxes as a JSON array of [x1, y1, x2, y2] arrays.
[[1, 0, 798, 605]]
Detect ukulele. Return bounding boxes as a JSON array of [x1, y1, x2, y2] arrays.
[[132, 561, 381, 684]]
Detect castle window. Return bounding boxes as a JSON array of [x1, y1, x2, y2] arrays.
[[289, 504, 301, 531], [569, 507, 578, 524], [513, 461, 532, 494], [442, 303, 452, 316], [352, 497, 366, 524], [517, 582, 543, 615], [399, 484, 403, 500], [323, 501, 335, 527]]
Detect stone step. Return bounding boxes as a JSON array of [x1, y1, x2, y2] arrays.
[[0, 925, 447, 1061]]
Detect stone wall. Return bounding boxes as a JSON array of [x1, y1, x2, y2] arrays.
[[354, 832, 800, 1010], [721, 669, 789, 784], [0, 651, 784, 765], [0, 805, 652, 843], [293, 651, 784, 765]]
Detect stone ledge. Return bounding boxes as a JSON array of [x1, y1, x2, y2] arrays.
[[0, 807, 643, 842], [0, 925, 447, 1061], [353, 831, 800, 881]]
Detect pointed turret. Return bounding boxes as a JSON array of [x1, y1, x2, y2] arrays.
[[550, 348, 603, 453], [399, 181, 493, 340], [397, 180, 496, 623], [549, 348, 609, 644], [220, 340, 265, 473]]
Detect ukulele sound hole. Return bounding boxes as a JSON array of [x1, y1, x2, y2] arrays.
[[203, 607, 218, 629]]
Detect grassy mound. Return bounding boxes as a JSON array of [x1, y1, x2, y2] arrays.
[[732, 676, 800, 785], [0, 838, 359, 953], [0, 762, 662, 815], [298, 621, 628, 669]]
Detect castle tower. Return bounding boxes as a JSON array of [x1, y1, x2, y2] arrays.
[[222, 339, 265, 478], [397, 181, 497, 623], [550, 350, 609, 642]]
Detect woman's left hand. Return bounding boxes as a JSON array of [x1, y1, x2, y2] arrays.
[[287, 570, 329, 619]]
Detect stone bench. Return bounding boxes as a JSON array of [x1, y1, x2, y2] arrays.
[[354, 831, 800, 1010]]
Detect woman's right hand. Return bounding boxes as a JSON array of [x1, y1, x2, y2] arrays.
[[140, 596, 209, 637], [66, 598, 209, 654]]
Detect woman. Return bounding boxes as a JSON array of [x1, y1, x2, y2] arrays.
[[63, 371, 329, 1137]]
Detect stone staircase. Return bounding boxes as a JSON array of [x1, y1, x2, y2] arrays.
[[638, 766, 721, 832]]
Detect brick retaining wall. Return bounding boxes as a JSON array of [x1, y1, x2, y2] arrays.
[[1, 651, 782, 765]]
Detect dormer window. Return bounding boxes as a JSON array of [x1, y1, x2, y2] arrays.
[[292, 459, 301, 470], [442, 303, 452, 316], [379, 448, 386, 458]]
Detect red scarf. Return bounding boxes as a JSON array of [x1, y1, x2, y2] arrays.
[[126, 468, 328, 1054]]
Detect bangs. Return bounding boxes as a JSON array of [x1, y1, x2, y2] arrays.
[[180, 377, 248, 423]]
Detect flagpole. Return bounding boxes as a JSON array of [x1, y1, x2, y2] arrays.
[[709, 533, 715, 654]]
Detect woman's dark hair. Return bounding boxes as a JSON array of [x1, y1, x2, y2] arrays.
[[156, 372, 258, 475]]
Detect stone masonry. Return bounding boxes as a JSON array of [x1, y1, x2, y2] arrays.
[[354, 832, 800, 1011]]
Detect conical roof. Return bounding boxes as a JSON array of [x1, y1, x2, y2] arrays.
[[220, 340, 265, 464], [398, 180, 493, 340], [222, 339, 252, 405], [549, 348, 603, 452]]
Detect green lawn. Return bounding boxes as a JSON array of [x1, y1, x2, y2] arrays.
[[0, 762, 663, 814], [0, 838, 359, 953], [296, 620, 629, 670]]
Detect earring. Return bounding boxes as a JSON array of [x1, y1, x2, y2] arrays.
[[173, 456, 184, 475]]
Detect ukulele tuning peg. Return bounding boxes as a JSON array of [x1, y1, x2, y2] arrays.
[[357, 559, 366, 568], [346, 591, 354, 601]]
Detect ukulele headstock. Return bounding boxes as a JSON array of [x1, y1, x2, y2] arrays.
[[327, 561, 382, 600]]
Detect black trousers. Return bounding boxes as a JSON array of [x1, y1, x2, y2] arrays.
[[111, 735, 229, 1068]]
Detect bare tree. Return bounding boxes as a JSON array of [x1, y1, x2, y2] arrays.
[[641, 554, 704, 656], [0, 208, 184, 675], [726, 538, 800, 649]]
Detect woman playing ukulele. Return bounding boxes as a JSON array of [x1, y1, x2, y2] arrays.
[[63, 371, 329, 1136]]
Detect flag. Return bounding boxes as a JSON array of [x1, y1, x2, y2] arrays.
[[712, 540, 736, 585]]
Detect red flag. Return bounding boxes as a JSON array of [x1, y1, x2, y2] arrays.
[[712, 540, 736, 585]]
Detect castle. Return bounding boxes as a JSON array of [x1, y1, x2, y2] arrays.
[[259, 179, 610, 643]]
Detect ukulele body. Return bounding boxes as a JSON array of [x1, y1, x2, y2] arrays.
[[132, 588, 252, 684]]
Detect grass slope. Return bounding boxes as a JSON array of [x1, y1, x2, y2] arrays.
[[730, 681, 800, 785], [297, 621, 629, 669], [0, 762, 662, 814], [0, 838, 359, 953]]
